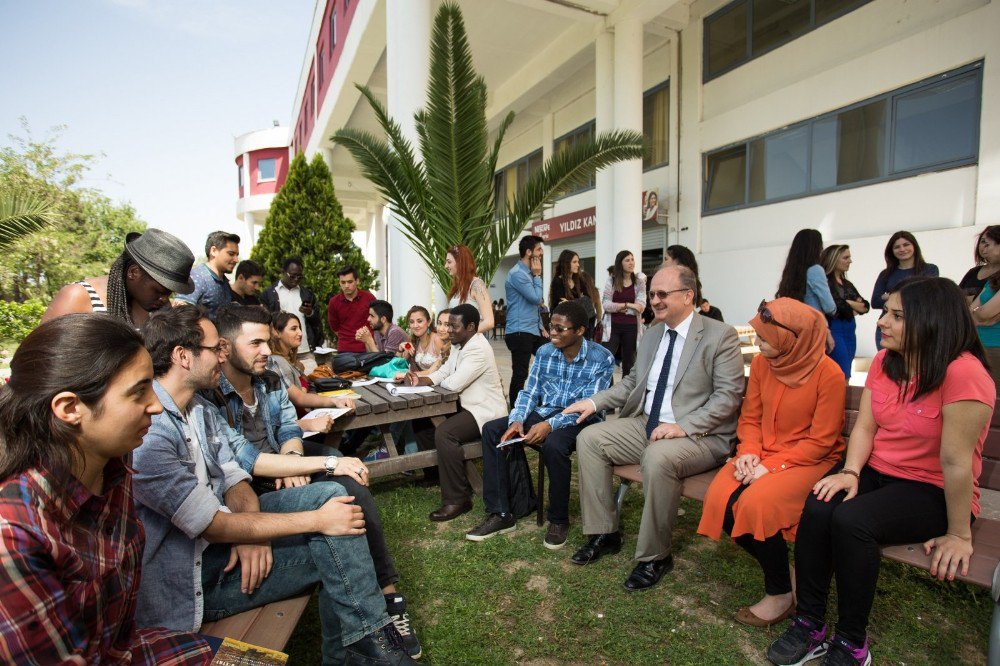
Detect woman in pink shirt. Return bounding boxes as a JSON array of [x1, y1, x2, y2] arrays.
[[767, 277, 995, 666]]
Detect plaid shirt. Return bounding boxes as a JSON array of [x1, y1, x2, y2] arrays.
[[0, 459, 212, 665], [509, 338, 615, 430]]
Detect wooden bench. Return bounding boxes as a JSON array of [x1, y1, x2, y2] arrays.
[[611, 385, 1000, 662], [200, 594, 313, 651]]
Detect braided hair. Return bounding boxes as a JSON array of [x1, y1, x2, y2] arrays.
[[105, 251, 138, 325]]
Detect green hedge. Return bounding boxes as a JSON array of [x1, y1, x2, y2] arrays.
[[0, 300, 45, 343]]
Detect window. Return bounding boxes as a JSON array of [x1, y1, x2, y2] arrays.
[[704, 0, 873, 81], [258, 158, 277, 182], [703, 62, 982, 213], [553, 122, 597, 197], [317, 48, 324, 83], [329, 3, 337, 51], [238, 164, 244, 191], [643, 82, 669, 169], [493, 150, 543, 217]]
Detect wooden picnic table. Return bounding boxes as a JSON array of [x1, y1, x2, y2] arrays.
[[324, 382, 484, 493]]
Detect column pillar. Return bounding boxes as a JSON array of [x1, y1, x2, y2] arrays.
[[611, 17, 644, 264], [385, 0, 434, 311], [594, 30, 616, 284], [541, 112, 555, 294]]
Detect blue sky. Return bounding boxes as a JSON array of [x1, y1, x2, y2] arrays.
[[0, 0, 314, 256]]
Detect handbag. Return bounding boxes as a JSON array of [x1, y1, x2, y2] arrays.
[[368, 357, 411, 379], [313, 376, 353, 391], [332, 351, 395, 374]]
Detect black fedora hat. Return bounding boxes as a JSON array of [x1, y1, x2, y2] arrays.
[[125, 229, 196, 295]]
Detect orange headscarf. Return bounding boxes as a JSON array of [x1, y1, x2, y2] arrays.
[[750, 297, 829, 388]]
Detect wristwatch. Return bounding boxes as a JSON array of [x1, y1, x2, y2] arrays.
[[324, 455, 340, 475]]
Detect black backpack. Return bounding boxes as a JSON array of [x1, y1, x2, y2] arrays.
[[505, 446, 537, 519]]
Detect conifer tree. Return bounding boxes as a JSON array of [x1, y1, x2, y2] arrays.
[[252, 153, 379, 313]]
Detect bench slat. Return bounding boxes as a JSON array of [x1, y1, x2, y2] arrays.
[[200, 594, 312, 651], [979, 458, 1000, 493]]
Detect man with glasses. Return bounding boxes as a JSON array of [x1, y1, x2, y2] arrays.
[[406, 304, 507, 522], [563, 266, 744, 590], [465, 301, 614, 549], [261, 257, 323, 373]]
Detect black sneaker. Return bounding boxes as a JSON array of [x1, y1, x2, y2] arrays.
[[345, 623, 417, 665], [465, 513, 516, 541], [766, 615, 829, 666], [385, 594, 421, 660], [821, 635, 871, 666]]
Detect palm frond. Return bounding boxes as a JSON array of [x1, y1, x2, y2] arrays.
[[0, 189, 59, 250]]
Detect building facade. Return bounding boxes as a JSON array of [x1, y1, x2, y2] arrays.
[[269, 0, 997, 359]]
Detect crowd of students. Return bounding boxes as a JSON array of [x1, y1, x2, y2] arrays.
[[1, 224, 997, 665]]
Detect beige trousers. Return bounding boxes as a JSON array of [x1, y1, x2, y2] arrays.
[[577, 415, 721, 561]]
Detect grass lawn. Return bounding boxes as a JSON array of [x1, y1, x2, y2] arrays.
[[285, 455, 991, 664]]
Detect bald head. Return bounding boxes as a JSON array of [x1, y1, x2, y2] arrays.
[[649, 265, 696, 328]]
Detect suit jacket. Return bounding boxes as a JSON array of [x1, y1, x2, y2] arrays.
[[429, 333, 507, 430], [590, 312, 744, 458]]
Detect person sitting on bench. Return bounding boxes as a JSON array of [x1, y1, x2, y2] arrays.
[[562, 265, 744, 591], [132, 305, 415, 665], [408, 304, 507, 522], [766, 277, 995, 666], [466, 300, 614, 549], [0, 314, 212, 664], [204, 304, 422, 659], [698, 298, 845, 628]]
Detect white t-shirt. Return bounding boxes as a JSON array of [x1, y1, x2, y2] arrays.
[[276, 283, 310, 354]]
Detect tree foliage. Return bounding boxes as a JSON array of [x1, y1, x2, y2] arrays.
[[251, 153, 379, 311], [332, 2, 646, 290], [0, 119, 146, 302]]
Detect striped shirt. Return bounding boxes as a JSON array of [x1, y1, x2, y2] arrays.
[[509, 338, 615, 431], [0, 460, 212, 664], [77, 280, 108, 313]]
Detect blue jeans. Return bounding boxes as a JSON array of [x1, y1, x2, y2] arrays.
[[828, 317, 856, 381], [200, 483, 389, 665]]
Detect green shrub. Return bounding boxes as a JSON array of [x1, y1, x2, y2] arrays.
[[0, 299, 45, 342]]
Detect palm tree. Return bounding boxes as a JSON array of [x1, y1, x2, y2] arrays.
[[332, 1, 646, 289], [0, 188, 58, 251]]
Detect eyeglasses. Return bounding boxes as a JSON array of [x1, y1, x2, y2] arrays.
[[757, 300, 798, 338], [650, 288, 691, 300], [197, 342, 227, 356]]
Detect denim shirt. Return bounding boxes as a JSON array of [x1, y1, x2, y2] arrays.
[[201, 370, 304, 475], [132, 382, 251, 632], [504, 260, 544, 335]]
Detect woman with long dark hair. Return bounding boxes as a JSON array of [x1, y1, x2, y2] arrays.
[[550, 250, 600, 337], [0, 314, 212, 663], [960, 226, 1000, 302], [821, 244, 870, 382], [777, 229, 836, 353], [766, 278, 994, 666], [445, 244, 494, 334], [871, 231, 938, 346], [967, 226, 1000, 384], [399, 305, 447, 374], [600, 250, 646, 376]]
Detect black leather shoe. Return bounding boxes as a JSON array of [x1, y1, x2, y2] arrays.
[[345, 623, 417, 664], [428, 500, 473, 522], [570, 531, 623, 565], [624, 556, 674, 591]]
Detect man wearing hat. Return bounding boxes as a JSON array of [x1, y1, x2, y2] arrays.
[[42, 228, 196, 328]]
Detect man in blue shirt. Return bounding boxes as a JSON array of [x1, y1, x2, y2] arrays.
[[504, 234, 546, 407], [176, 230, 240, 321], [466, 301, 614, 549]]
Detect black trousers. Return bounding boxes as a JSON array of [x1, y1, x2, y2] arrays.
[[480, 411, 587, 524], [414, 409, 481, 504], [722, 484, 791, 595], [505, 332, 543, 408], [605, 323, 638, 377], [794, 464, 956, 643]]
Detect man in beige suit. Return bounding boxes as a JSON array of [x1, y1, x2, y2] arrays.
[[409, 304, 507, 522], [564, 265, 744, 590]]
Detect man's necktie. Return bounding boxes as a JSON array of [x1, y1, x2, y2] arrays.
[[646, 329, 678, 439]]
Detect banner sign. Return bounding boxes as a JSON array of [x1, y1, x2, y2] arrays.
[[531, 207, 596, 242]]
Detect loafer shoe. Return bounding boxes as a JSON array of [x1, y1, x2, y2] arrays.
[[623, 556, 674, 590], [570, 531, 623, 565], [735, 600, 796, 628], [428, 500, 472, 522]]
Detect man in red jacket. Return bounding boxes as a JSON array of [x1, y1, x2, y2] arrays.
[[327, 266, 375, 353]]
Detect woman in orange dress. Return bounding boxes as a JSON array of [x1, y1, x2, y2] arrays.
[[698, 297, 845, 627]]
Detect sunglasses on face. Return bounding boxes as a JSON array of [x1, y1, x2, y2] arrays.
[[650, 288, 691, 300], [757, 300, 798, 338], [548, 323, 578, 334]]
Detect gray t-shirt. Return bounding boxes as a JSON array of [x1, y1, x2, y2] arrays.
[[240, 399, 271, 453]]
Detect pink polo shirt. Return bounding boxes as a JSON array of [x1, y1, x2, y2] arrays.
[[866, 350, 995, 516]]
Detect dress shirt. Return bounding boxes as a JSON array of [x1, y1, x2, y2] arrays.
[[643, 310, 695, 425], [0, 460, 212, 663], [505, 260, 544, 335], [275, 282, 310, 353], [510, 338, 615, 430]]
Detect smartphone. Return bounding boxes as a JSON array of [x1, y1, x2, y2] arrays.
[[497, 436, 526, 448]]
